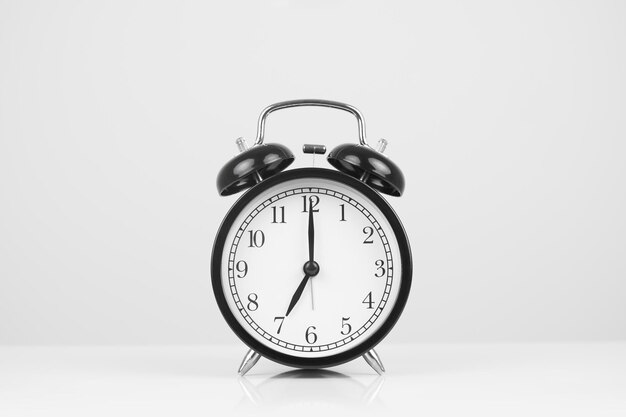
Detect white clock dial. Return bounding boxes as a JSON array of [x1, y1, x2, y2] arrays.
[[221, 174, 402, 358], [219, 175, 403, 358]]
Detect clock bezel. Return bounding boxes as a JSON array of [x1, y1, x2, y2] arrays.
[[211, 167, 412, 369]]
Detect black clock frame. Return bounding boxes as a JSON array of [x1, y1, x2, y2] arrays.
[[211, 167, 412, 369]]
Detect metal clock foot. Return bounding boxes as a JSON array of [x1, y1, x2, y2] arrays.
[[238, 349, 261, 376], [363, 349, 385, 375]]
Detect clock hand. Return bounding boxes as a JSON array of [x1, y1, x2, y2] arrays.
[[286, 198, 321, 317], [286, 260, 320, 316], [285, 274, 311, 317], [308, 198, 314, 262], [307, 197, 315, 310]]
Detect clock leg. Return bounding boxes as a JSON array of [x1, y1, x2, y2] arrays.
[[363, 349, 385, 375], [238, 349, 261, 376]]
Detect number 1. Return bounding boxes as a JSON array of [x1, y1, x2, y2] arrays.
[[340, 204, 346, 221]]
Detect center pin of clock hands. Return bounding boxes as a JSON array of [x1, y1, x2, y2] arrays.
[[285, 197, 319, 317]]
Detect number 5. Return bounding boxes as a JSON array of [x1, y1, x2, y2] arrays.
[[341, 317, 351, 335]]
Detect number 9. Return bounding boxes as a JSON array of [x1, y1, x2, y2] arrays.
[[236, 260, 248, 278]]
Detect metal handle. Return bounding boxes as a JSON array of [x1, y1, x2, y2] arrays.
[[254, 99, 369, 146]]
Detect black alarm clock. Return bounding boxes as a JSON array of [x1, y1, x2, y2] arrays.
[[211, 99, 412, 375]]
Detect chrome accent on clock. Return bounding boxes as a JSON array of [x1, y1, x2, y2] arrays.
[[362, 349, 385, 375], [302, 144, 327, 155], [238, 348, 386, 376], [375, 138, 388, 154], [235, 137, 249, 153], [238, 349, 262, 376], [254, 99, 368, 146]]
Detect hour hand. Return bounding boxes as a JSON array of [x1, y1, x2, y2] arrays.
[[285, 274, 310, 317]]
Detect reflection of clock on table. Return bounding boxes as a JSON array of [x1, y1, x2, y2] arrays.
[[237, 370, 385, 408], [211, 99, 412, 375]]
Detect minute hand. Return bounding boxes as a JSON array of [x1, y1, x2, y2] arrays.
[[308, 202, 314, 262]]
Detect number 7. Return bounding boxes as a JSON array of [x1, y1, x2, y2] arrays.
[[274, 316, 285, 334]]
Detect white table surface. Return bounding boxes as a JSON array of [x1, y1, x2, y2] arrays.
[[1, 343, 625, 416]]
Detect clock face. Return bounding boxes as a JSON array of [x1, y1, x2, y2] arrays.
[[212, 168, 411, 367]]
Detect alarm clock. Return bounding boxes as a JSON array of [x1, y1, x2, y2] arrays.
[[211, 99, 412, 375]]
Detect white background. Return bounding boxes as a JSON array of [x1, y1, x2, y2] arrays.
[[1, 0, 625, 346]]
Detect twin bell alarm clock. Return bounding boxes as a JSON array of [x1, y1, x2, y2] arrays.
[[211, 99, 412, 375]]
